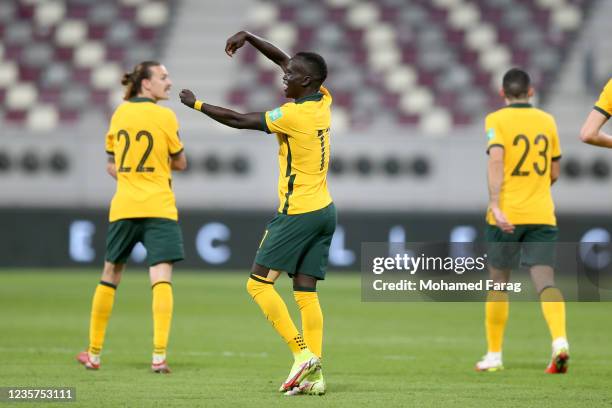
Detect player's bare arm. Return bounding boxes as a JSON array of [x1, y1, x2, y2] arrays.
[[487, 146, 514, 233], [106, 155, 117, 180], [170, 151, 187, 171], [550, 160, 560, 185], [225, 31, 290, 72], [179, 89, 265, 131], [579, 110, 612, 147]]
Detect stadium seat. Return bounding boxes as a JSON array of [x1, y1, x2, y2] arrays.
[[0, 62, 18, 87], [34, 1, 66, 28], [27, 104, 58, 131], [55, 20, 88, 47], [6, 83, 37, 110]]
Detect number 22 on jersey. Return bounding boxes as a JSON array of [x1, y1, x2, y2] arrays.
[[116, 129, 155, 173]]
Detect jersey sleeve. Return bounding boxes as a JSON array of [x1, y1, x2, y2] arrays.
[[485, 114, 504, 153], [105, 131, 114, 155], [550, 118, 562, 161], [105, 116, 115, 155], [263, 103, 299, 135], [320, 85, 332, 104], [165, 110, 184, 156], [594, 79, 612, 119]]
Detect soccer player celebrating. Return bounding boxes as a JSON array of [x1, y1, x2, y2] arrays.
[[580, 78, 612, 146], [77, 61, 187, 373], [476, 68, 569, 373], [180, 31, 335, 395]]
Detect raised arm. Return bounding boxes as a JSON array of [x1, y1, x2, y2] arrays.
[[179, 89, 265, 131], [225, 31, 290, 72]]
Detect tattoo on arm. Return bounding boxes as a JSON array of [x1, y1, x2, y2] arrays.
[[487, 149, 504, 206]]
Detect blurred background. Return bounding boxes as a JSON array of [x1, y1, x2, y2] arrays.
[[0, 0, 610, 269]]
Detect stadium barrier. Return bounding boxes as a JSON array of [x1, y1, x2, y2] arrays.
[[1, 209, 611, 272]]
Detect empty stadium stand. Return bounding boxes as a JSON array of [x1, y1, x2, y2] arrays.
[[228, 0, 592, 134], [0, 0, 175, 130], [0, 0, 596, 133]]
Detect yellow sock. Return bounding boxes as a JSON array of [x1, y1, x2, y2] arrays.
[[88, 281, 116, 355], [294, 290, 323, 358], [540, 287, 566, 341], [152, 281, 173, 356], [485, 290, 509, 353], [246, 275, 305, 355]]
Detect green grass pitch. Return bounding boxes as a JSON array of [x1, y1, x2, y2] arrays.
[[1, 270, 611, 407]]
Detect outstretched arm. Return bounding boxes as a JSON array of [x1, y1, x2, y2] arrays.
[[225, 31, 290, 72], [579, 110, 612, 147], [179, 89, 265, 131]]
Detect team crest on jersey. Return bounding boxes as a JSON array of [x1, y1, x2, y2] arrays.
[[268, 107, 283, 121], [486, 128, 495, 140]]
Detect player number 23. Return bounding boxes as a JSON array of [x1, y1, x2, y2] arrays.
[[116, 129, 155, 173], [511, 134, 549, 177]]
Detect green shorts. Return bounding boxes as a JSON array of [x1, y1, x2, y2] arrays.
[[254, 203, 337, 280], [486, 224, 558, 269], [105, 218, 184, 267]]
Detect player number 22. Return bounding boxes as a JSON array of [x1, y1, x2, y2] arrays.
[[117, 129, 155, 173], [511, 134, 549, 177]]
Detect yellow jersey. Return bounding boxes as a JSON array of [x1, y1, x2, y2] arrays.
[[105, 97, 184, 222], [594, 78, 612, 118], [485, 103, 562, 226], [263, 86, 333, 215]]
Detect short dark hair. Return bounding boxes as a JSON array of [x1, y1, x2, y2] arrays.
[[121, 60, 161, 100], [294, 52, 327, 85], [502, 68, 531, 99]]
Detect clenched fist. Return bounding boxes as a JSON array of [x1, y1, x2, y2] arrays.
[[179, 89, 196, 108]]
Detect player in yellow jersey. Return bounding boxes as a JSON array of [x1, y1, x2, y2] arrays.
[[179, 31, 334, 395], [476, 68, 569, 374], [580, 78, 612, 146], [77, 61, 187, 374]]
